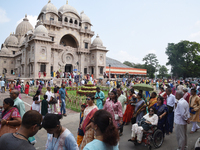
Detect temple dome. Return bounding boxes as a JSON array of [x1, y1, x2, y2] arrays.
[[80, 11, 91, 24], [58, 3, 79, 17], [15, 14, 33, 37], [0, 44, 10, 54], [92, 35, 103, 46], [34, 25, 48, 35], [4, 34, 18, 45], [40, 0, 58, 15]]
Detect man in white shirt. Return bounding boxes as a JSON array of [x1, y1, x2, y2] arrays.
[[45, 86, 53, 113], [50, 79, 53, 87], [175, 90, 190, 150], [166, 88, 176, 134], [0, 78, 5, 93]]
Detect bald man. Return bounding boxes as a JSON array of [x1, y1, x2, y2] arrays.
[[10, 90, 25, 117]]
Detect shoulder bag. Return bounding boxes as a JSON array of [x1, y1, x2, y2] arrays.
[[111, 101, 119, 120]]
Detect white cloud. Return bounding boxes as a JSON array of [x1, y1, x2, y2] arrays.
[[148, 49, 156, 54], [195, 21, 200, 27], [0, 8, 10, 23], [16, 15, 37, 28], [189, 31, 200, 40]]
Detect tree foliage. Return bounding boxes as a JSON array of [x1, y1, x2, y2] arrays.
[[158, 65, 168, 78], [123, 61, 134, 67], [142, 53, 159, 78], [165, 40, 200, 78]]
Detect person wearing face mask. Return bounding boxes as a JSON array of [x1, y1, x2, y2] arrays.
[[128, 107, 158, 144], [83, 110, 119, 150]]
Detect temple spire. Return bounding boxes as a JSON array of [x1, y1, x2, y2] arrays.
[[67, 0, 68, 4], [48, 0, 51, 3]]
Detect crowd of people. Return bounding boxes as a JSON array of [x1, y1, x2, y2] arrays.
[[0, 76, 200, 150]]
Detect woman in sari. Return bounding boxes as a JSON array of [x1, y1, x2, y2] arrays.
[[159, 87, 167, 105], [148, 92, 157, 109], [133, 93, 147, 123], [51, 86, 61, 114], [37, 82, 43, 92], [153, 96, 169, 136], [80, 94, 98, 150], [123, 89, 135, 125], [0, 98, 21, 132], [15, 81, 21, 99], [24, 82, 29, 96]]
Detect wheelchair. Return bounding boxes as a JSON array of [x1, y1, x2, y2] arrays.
[[133, 125, 164, 150]]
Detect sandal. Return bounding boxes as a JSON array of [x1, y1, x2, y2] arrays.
[[128, 139, 135, 143], [190, 131, 195, 134]]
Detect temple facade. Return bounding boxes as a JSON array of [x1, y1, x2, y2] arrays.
[[0, 0, 108, 79]]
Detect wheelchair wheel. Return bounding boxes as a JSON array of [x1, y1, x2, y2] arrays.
[[152, 129, 163, 148]]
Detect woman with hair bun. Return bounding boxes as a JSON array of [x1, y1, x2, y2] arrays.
[[83, 109, 119, 150], [42, 114, 78, 150]]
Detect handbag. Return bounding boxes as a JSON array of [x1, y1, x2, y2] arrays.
[[49, 94, 57, 104], [0, 109, 20, 137], [111, 102, 119, 120], [131, 117, 136, 124], [138, 117, 152, 131]]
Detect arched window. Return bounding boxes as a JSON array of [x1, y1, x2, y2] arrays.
[[69, 19, 73, 23], [74, 20, 78, 25], [58, 17, 62, 21], [79, 23, 81, 26], [50, 17, 54, 21], [64, 17, 68, 22]]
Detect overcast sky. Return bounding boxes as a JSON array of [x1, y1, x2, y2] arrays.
[[1, 0, 200, 72]]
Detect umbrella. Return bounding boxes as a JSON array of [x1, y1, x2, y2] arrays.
[[132, 84, 154, 91], [190, 81, 198, 84], [99, 78, 103, 80]]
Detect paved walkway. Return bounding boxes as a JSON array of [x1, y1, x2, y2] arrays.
[[0, 91, 78, 150], [0, 91, 199, 150]]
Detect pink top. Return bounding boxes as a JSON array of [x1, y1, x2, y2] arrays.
[[103, 99, 123, 127]]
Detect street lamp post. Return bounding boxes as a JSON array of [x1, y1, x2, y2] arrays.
[[109, 64, 111, 85]]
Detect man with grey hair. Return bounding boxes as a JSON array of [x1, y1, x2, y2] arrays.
[[183, 88, 190, 103], [175, 90, 190, 150], [10, 90, 25, 117]]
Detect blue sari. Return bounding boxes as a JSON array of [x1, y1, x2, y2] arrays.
[[154, 103, 169, 136]]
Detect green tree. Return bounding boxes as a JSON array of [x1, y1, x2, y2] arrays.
[[133, 63, 145, 69], [165, 40, 200, 78], [158, 65, 168, 78], [142, 53, 159, 78], [123, 61, 134, 67]]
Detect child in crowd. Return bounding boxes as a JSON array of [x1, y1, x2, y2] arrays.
[[77, 104, 87, 147], [41, 95, 48, 118]]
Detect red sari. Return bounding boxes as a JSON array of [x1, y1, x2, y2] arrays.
[[25, 84, 29, 94], [123, 95, 134, 123]]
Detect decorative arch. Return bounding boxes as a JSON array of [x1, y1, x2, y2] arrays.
[[59, 34, 79, 48], [64, 17, 68, 22], [74, 20, 78, 25]]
